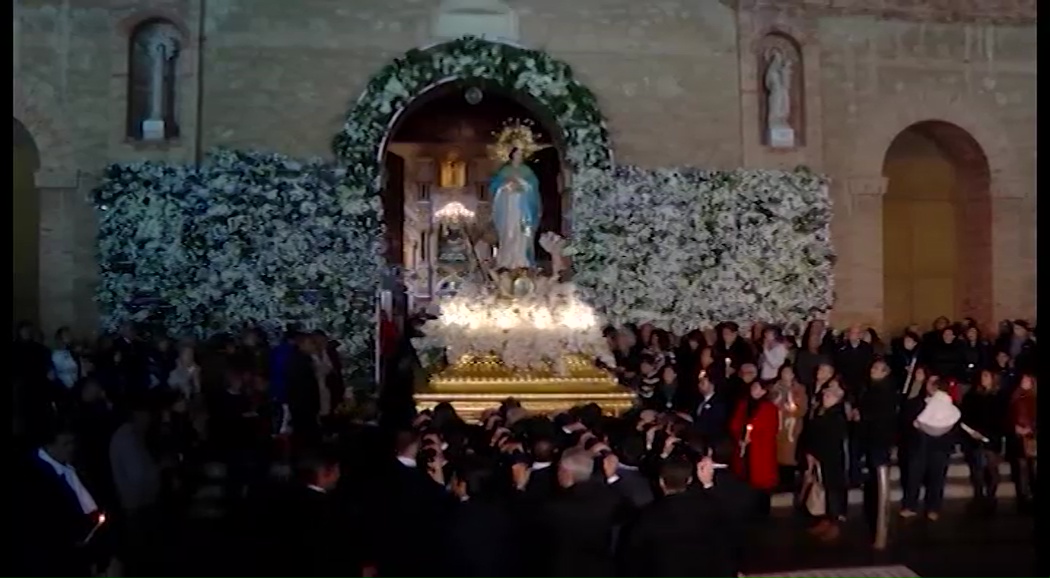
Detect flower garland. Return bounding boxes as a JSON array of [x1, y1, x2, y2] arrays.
[[92, 149, 383, 377], [333, 36, 614, 188], [570, 166, 835, 334]]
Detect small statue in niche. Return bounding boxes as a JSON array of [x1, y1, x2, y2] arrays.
[[764, 46, 795, 148]]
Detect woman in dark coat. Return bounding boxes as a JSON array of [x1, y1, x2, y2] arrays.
[[801, 385, 849, 542], [959, 326, 991, 387], [924, 327, 966, 384], [959, 369, 1005, 507]]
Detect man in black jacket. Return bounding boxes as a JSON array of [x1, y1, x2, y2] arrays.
[[618, 458, 734, 577], [286, 334, 321, 446], [12, 425, 110, 576], [254, 447, 360, 576], [694, 439, 756, 576], [691, 376, 730, 442], [445, 459, 522, 576], [532, 447, 631, 577], [858, 360, 899, 542]]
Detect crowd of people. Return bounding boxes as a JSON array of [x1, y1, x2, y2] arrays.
[[9, 314, 1039, 577]]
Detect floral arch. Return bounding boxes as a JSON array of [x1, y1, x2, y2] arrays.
[[332, 36, 614, 191]]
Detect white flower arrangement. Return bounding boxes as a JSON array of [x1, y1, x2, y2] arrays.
[[91, 38, 835, 382], [92, 149, 384, 378], [413, 277, 614, 374], [571, 166, 834, 334], [333, 36, 614, 190]]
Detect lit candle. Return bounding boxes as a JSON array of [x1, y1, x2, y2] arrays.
[[740, 424, 753, 458], [83, 512, 107, 544], [724, 357, 731, 367]]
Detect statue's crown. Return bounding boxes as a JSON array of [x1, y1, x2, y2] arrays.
[[488, 119, 550, 163]]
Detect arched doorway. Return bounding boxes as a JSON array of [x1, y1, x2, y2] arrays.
[[13, 118, 41, 328], [881, 120, 993, 333], [383, 81, 564, 292]]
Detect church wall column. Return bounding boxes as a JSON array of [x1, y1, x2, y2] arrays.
[[36, 170, 79, 339], [989, 178, 1036, 323], [36, 170, 99, 340], [829, 175, 886, 329]]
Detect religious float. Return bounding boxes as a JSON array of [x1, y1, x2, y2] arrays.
[[410, 121, 633, 419]]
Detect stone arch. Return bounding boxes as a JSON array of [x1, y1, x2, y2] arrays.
[[13, 118, 41, 327], [333, 36, 613, 192], [13, 88, 75, 177], [881, 120, 993, 332], [849, 89, 1020, 196]]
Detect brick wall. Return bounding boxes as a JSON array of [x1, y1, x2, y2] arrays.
[[13, 0, 1037, 336]]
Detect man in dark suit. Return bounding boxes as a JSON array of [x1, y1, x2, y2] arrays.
[[618, 458, 735, 577], [695, 439, 757, 576], [255, 447, 360, 576], [371, 430, 456, 577], [445, 459, 521, 576], [524, 437, 558, 503], [835, 325, 876, 399], [533, 447, 631, 577], [858, 359, 899, 540], [286, 334, 321, 446], [605, 436, 654, 509], [114, 323, 151, 394], [12, 425, 109, 576], [692, 375, 730, 441]]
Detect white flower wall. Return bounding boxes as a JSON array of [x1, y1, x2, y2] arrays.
[[93, 150, 383, 377], [571, 166, 834, 334], [92, 38, 835, 380]]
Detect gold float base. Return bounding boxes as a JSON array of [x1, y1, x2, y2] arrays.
[[416, 354, 635, 422]]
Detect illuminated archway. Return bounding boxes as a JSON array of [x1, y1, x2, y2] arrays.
[[881, 120, 992, 332]]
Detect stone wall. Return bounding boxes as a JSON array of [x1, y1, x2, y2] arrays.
[[13, 0, 1037, 336]]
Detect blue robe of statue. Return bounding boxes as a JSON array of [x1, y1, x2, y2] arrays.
[[489, 163, 541, 270]]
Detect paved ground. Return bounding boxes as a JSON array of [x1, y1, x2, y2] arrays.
[[161, 498, 1036, 577], [749, 566, 919, 578], [744, 501, 1037, 577]]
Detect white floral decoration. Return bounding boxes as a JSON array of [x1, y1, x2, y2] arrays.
[[413, 277, 614, 373], [333, 36, 614, 190], [571, 166, 835, 334], [93, 149, 384, 378]]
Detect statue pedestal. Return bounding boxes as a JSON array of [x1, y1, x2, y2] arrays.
[[142, 119, 166, 141], [416, 354, 635, 421], [768, 126, 796, 149]]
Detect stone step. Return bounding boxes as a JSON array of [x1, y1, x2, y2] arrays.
[[771, 456, 1017, 509]]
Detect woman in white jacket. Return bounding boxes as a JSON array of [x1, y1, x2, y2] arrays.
[[759, 325, 790, 382], [50, 326, 83, 390]]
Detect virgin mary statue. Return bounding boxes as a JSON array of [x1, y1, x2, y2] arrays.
[[488, 123, 544, 270]]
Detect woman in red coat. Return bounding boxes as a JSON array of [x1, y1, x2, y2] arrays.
[[729, 380, 780, 516]]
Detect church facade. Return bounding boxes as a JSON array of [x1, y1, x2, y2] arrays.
[[13, 0, 1037, 337]]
